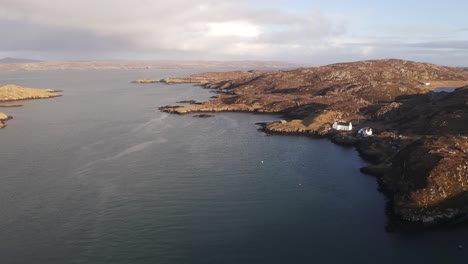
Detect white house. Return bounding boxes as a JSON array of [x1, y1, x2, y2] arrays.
[[332, 121, 353, 131], [357, 127, 373, 137]]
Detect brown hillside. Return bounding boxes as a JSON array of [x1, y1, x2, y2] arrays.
[[154, 59, 468, 228]]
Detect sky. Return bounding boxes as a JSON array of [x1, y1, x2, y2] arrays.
[[1, 0, 467, 65]]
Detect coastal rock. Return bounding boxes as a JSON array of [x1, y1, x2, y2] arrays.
[[0, 84, 60, 101], [0, 85, 61, 129], [380, 136, 468, 225], [132, 78, 161, 83], [0, 112, 8, 120], [0, 112, 12, 129]]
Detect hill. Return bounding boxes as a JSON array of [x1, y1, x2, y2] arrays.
[[155, 59, 468, 228]]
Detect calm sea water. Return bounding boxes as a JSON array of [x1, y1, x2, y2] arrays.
[[0, 69, 467, 264], [433, 87, 457, 93]]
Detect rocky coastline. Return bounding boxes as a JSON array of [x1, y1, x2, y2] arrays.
[[0, 84, 61, 128], [141, 59, 468, 230]]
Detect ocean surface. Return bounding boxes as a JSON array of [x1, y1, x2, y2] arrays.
[[0, 69, 467, 264], [433, 87, 457, 93]]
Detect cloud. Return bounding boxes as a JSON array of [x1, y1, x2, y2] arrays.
[[0, 0, 349, 61], [0, 19, 134, 52], [0, 0, 467, 65], [408, 41, 468, 50]]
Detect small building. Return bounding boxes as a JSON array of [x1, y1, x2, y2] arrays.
[[332, 121, 352, 131], [357, 127, 373, 137], [423, 82, 431, 86]]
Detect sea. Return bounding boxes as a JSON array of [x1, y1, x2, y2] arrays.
[[0, 69, 467, 264]]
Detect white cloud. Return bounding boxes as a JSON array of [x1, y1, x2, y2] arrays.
[[1, 0, 467, 65], [0, 0, 350, 61], [206, 21, 261, 38]]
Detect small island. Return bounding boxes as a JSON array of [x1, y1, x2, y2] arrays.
[[0, 84, 61, 128], [141, 59, 468, 229]]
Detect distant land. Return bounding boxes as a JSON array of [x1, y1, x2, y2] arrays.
[[0, 59, 306, 71], [0, 57, 41, 64]]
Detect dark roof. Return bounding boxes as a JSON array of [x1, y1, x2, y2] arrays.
[[336, 122, 350, 126]]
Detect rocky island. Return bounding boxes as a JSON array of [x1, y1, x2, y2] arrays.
[[0, 84, 61, 128], [141, 59, 468, 229]]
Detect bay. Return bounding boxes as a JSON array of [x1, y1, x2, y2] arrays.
[[0, 69, 467, 264]]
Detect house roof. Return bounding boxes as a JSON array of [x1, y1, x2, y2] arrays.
[[336, 122, 350, 126]]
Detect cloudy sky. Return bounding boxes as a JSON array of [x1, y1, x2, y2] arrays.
[[1, 0, 467, 65]]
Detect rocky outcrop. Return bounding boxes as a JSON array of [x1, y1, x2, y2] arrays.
[[132, 78, 161, 84], [155, 59, 468, 229], [0, 112, 12, 129], [0, 85, 61, 129], [0, 112, 8, 120], [158, 59, 468, 119], [134, 71, 268, 85], [381, 136, 468, 225], [0, 84, 60, 101]]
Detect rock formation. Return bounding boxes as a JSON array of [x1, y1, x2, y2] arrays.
[[0, 84, 61, 128], [0, 112, 9, 128], [0, 84, 60, 101]]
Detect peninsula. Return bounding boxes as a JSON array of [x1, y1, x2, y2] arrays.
[[147, 59, 468, 229], [0, 84, 61, 128]]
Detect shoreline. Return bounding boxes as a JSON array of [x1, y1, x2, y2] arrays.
[[160, 99, 467, 230], [148, 59, 468, 230], [0, 85, 61, 128]]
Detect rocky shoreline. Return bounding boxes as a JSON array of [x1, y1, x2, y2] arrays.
[[141, 59, 468, 230], [0, 84, 61, 128]]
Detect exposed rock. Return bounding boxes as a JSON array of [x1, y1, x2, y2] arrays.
[[373, 102, 402, 121], [0, 84, 60, 101], [380, 136, 468, 226], [0, 85, 61, 129], [132, 78, 161, 83], [0, 112, 12, 129], [0, 103, 23, 107], [0, 112, 8, 120]]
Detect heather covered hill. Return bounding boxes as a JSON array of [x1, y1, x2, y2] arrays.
[[371, 86, 468, 135], [159, 59, 468, 116], [158, 59, 468, 131], [153, 59, 468, 227]]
